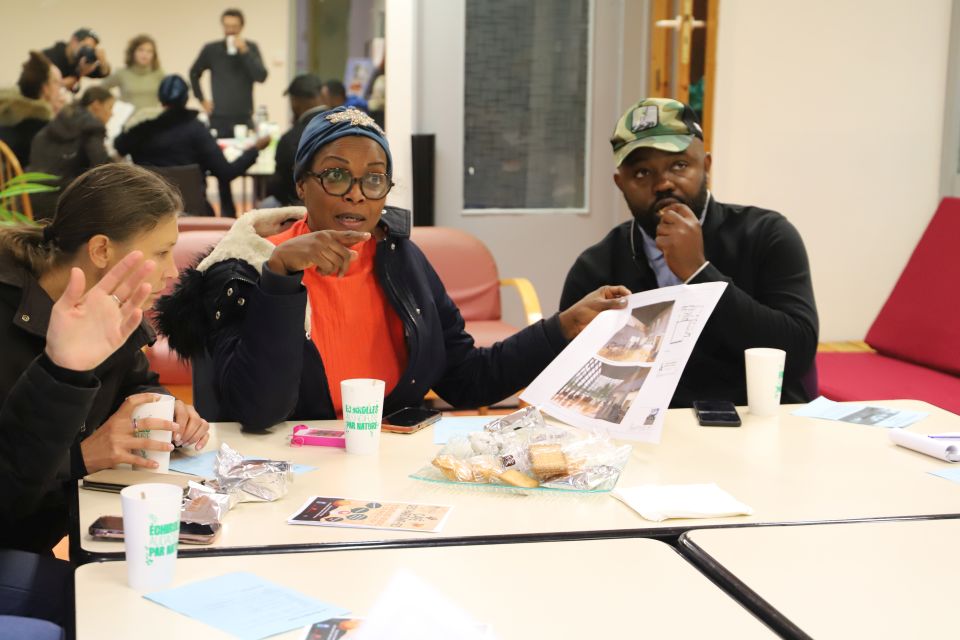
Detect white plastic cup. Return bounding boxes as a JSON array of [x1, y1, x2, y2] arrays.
[[226, 35, 237, 55], [342, 379, 385, 455], [132, 395, 176, 472], [232, 124, 248, 140], [120, 483, 181, 591], [745, 348, 786, 417]]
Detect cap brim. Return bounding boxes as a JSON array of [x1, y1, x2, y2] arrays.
[[614, 135, 694, 166]]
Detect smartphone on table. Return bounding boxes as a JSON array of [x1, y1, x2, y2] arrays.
[[89, 516, 221, 545], [381, 407, 442, 434], [692, 400, 742, 427]]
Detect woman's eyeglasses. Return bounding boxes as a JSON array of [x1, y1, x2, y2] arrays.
[[304, 168, 393, 200]]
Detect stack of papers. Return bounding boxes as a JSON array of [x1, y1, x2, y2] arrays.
[[792, 396, 928, 428]]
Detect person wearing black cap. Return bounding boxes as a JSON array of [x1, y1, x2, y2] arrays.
[[560, 98, 819, 408], [42, 28, 111, 93], [156, 106, 630, 432], [265, 74, 328, 207], [114, 74, 269, 216]]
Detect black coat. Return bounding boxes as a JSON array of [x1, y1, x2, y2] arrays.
[[0, 255, 164, 552], [560, 198, 819, 407], [27, 105, 111, 220], [266, 106, 326, 206], [156, 207, 568, 432]]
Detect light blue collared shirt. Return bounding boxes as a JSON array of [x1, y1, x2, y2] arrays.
[[638, 192, 711, 287]]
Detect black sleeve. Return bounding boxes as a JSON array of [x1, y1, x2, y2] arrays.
[[115, 345, 166, 400], [267, 129, 297, 203], [194, 122, 259, 180], [0, 355, 99, 523], [241, 42, 268, 83], [415, 250, 569, 408], [189, 46, 210, 101], [689, 216, 819, 379], [208, 263, 309, 431], [560, 250, 606, 312]]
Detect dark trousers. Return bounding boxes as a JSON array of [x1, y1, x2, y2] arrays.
[[210, 114, 253, 218], [0, 549, 73, 638]]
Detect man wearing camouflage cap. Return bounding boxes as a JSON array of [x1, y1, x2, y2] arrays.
[[560, 98, 818, 407]]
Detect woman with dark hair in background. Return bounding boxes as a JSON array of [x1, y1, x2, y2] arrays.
[[0, 163, 209, 555], [27, 86, 115, 220], [102, 34, 165, 115], [0, 51, 64, 167], [114, 74, 269, 216]]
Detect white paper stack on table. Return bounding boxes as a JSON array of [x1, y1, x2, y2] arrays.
[[612, 483, 753, 522], [889, 430, 960, 462]]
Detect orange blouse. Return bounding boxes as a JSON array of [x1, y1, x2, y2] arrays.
[[268, 220, 407, 414]]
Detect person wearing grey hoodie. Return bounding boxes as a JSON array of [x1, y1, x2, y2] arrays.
[[27, 86, 114, 220]]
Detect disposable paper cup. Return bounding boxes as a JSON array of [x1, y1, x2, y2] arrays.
[[233, 124, 248, 139], [745, 348, 786, 417], [132, 395, 176, 472], [342, 379, 385, 455], [226, 35, 237, 55], [120, 483, 182, 591]]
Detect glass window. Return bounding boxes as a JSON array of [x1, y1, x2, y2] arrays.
[[463, 0, 591, 211]]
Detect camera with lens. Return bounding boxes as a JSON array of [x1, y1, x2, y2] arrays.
[[76, 45, 98, 65]]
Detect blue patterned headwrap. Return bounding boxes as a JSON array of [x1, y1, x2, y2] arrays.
[[294, 106, 391, 182]]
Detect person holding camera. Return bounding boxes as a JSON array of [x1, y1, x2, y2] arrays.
[[42, 28, 111, 93]]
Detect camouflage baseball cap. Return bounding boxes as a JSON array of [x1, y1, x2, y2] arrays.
[[611, 98, 704, 166]]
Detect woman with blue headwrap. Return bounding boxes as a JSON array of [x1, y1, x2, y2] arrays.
[[114, 74, 270, 215], [156, 106, 629, 431]]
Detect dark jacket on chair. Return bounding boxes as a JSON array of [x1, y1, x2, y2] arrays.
[[0, 89, 52, 167], [0, 255, 164, 553], [27, 105, 111, 220], [156, 207, 569, 432]]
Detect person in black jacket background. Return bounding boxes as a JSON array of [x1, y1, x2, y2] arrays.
[[114, 74, 268, 216], [157, 107, 629, 432], [265, 73, 328, 207], [0, 250, 155, 635], [561, 98, 818, 407]]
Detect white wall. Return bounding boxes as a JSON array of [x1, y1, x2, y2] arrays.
[[711, 0, 952, 340], [0, 1, 292, 128]]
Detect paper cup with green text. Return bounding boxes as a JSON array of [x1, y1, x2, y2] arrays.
[[342, 379, 385, 455], [120, 483, 181, 591], [132, 395, 176, 472], [745, 348, 786, 417]]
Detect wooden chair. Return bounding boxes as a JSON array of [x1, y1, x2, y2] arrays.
[[0, 140, 33, 220]]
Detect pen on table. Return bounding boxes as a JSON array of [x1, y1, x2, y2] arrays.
[[927, 434, 960, 440]]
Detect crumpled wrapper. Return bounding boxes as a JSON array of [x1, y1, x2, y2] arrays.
[[210, 442, 292, 502], [181, 481, 235, 525]]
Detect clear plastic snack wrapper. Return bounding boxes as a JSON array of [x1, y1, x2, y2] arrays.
[[209, 443, 293, 502], [181, 481, 234, 525], [413, 407, 631, 493]]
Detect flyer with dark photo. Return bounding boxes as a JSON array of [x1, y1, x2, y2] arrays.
[[288, 497, 452, 533]]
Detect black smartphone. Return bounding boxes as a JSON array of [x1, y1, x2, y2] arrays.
[[89, 516, 221, 545], [381, 407, 442, 434], [693, 400, 742, 427]]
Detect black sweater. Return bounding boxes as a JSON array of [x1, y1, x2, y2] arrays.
[[560, 198, 819, 407], [189, 40, 267, 118]]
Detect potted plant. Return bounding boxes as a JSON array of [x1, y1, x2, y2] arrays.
[[0, 172, 58, 225]]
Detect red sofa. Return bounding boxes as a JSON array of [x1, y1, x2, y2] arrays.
[[817, 197, 960, 414]]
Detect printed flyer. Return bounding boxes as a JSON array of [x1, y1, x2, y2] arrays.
[[288, 497, 451, 533], [521, 282, 727, 443]]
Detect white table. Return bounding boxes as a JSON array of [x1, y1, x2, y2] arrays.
[[77, 400, 960, 557], [75, 538, 774, 639], [681, 519, 960, 639]]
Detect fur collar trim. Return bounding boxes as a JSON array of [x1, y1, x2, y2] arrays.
[[197, 206, 306, 274], [0, 88, 52, 126]]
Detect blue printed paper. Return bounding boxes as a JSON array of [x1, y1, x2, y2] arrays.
[[432, 417, 492, 444], [791, 396, 928, 428], [929, 467, 960, 484], [169, 451, 315, 477], [144, 572, 348, 640]]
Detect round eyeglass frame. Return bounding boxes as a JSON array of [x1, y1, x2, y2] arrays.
[[304, 168, 393, 200]]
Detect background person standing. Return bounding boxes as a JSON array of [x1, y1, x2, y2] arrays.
[[189, 8, 268, 216]]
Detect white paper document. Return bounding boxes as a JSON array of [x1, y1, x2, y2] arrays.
[[612, 483, 754, 522], [888, 429, 960, 462], [521, 282, 727, 442], [792, 396, 928, 428]]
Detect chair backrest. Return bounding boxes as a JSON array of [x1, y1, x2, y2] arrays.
[[409, 226, 501, 321], [865, 197, 960, 375], [147, 164, 208, 216], [0, 140, 33, 220], [174, 229, 227, 272], [177, 215, 236, 232]]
